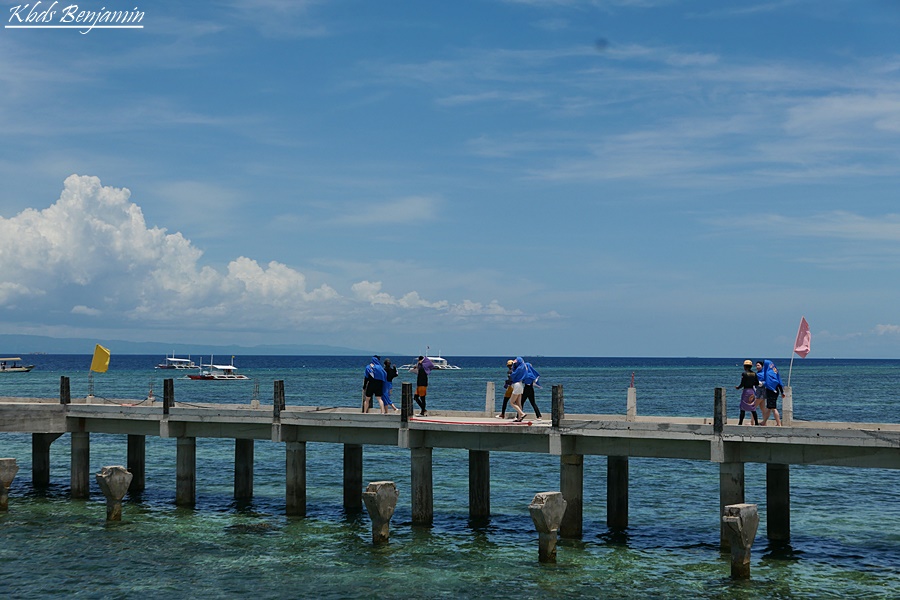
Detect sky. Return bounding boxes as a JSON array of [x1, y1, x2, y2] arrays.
[[1, 0, 899, 358]]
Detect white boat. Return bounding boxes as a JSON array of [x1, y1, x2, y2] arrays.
[[155, 354, 199, 370], [400, 354, 461, 372], [187, 356, 249, 380], [0, 357, 34, 373]]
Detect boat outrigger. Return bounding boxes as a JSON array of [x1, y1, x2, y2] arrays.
[[155, 354, 199, 370], [0, 357, 34, 373], [187, 356, 249, 380]]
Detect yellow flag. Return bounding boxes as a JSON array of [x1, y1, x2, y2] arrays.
[[90, 344, 110, 373]]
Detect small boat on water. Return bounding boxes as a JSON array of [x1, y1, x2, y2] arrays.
[[187, 356, 249, 380], [0, 357, 34, 373], [400, 353, 461, 372], [155, 354, 199, 370]]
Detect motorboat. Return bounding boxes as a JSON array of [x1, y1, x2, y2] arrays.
[[0, 357, 34, 373], [400, 353, 461, 372], [155, 354, 199, 370], [187, 356, 249, 380]]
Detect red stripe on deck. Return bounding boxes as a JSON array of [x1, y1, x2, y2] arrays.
[[411, 417, 533, 426]]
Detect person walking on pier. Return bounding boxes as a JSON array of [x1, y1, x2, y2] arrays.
[[736, 360, 760, 425], [759, 359, 784, 426], [496, 359, 515, 419], [413, 356, 431, 416], [381, 358, 400, 413], [521, 359, 543, 420], [363, 355, 387, 413], [508, 357, 528, 422]]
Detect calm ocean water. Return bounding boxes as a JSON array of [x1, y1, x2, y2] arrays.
[[1, 355, 899, 599]]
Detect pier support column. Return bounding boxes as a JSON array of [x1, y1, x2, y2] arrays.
[[722, 503, 760, 579], [235, 439, 254, 500], [411, 447, 433, 526], [719, 462, 745, 548], [175, 437, 196, 507], [362, 481, 399, 544], [286, 441, 306, 517], [766, 463, 790, 542], [343, 444, 363, 511], [559, 453, 583, 539], [71, 432, 90, 499], [127, 434, 145, 493], [0, 458, 19, 511], [468, 450, 490, 521], [32, 433, 61, 489], [95, 466, 133, 521], [529, 491, 568, 563], [607, 456, 629, 530]]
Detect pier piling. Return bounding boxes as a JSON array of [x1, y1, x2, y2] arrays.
[[362, 481, 399, 544], [235, 439, 254, 500], [607, 456, 629, 530], [343, 444, 363, 511], [95, 466, 133, 521], [767, 463, 791, 542], [32, 433, 61, 488], [722, 503, 759, 579], [127, 434, 145, 493], [528, 491, 567, 563], [559, 454, 583, 539], [411, 447, 433, 526], [286, 441, 307, 516], [468, 450, 490, 521], [175, 437, 196, 506], [71, 431, 90, 499], [0, 458, 19, 511]]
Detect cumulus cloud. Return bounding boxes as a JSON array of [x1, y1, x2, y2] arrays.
[[875, 324, 900, 335], [0, 175, 526, 337]]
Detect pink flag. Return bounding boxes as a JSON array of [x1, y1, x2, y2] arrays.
[[793, 317, 811, 358]]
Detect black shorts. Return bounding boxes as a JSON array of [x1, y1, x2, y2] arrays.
[[365, 380, 384, 397], [765, 389, 779, 409]]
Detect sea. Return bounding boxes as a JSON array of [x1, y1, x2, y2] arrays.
[[1, 355, 898, 599]]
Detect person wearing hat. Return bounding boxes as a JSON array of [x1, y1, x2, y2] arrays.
[[495, 359, 516, 419], [381, 358, 400, 413], [735, 359, 760, 425]]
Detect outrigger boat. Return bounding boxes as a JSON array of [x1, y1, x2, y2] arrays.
[[400, 352, 461, 372], [0, 357, 34, 373], [155, 354, 199, 370], [187, 356, 249, 380]]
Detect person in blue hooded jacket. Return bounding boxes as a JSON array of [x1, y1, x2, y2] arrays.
[[759, 359, 784, 426], [521, 359, 543, 420], [362, 355, 387, 413], [508, 357, 528, 422]]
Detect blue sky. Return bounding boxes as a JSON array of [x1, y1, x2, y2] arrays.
[[1, 0, 899, 358]]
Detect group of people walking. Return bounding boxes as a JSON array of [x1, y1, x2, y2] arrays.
[[362, 355, 429, 415], [735, 359, 785, 426], [496, 356, 541, 422]]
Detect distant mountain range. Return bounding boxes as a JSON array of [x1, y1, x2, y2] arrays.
[[0, 334, 372, 356]]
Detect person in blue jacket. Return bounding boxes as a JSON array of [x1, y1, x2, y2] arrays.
[[362, 355, 386, 413], [521, 359, 543, 420], [508, 357, 529, 422], [759, 359, 784, 426]]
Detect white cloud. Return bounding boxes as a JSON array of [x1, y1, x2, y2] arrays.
[[875, 324, 900, 335], [0, 175, 529, 338]]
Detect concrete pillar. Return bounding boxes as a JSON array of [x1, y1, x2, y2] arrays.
[[766, 463, 790, 542], [95, 466, 133, 521], [782, 386, 793, 426], [411, 447, 433, 526], [71, 431, 90, 499], [468, 450, 490, 521], [528, 491, 568, 563], [719, 462, 745, 548], [286, 441, 306, 517], [607, 456, 629, 530], [175, 437, 196, 507], [626, 386, 637, 421], [485, 381, 495, 416], [343, 444, 363, 511], [559, 453, 583, 539], [722, 503, 760, 579], [32, 433, 61, 488], [234, 439, 254, 500], [0, 458, 19, 511], [551, 385, 564, 427], [127, 434, 145, 493], [361, 481, 399, 544]]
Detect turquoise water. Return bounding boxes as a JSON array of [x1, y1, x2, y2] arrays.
[[1, 356, 899, 598]]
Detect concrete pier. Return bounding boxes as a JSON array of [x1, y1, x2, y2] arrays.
[[560, 454, 583, 538], [0, 458, 18, 511], [95, 465, 133, 521], [234, 438, 254, 500], [411, 447, 433, 526], [175, 437, 196, 506], [607, 456, 629, 530], [71, 431, 90, 499], [286, 441, 306, 517], [468, 450, 490, 521], [767, 463, 790, 541], [361, 481, 399, 544], [529, 491, 568, 563], [722, 503, 760, 579]]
